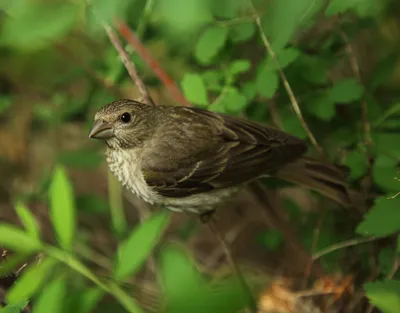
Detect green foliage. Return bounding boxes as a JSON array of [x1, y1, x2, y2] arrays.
[[181, 73, 209, 106], [195, 26, 229, 65], [0, 225, 42, 253], [15, 202, 40, 241], [32, 276, 66, 313], [365, 280, 400, 313], [329, 78, 365, 103]]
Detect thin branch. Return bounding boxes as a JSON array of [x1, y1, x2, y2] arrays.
[[103, 24, 155, 105], [115, 19, 192, 107], [312, 236, 377, 261], [248, 0, 324, 158]]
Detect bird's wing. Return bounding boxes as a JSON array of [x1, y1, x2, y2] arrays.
[[141, 107, 307, 198]]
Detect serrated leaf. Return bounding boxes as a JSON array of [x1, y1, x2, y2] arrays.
[[15, 202, 40, 241], [1, 2, 78, 50], [329, 78, 365, 103], [228, 59, 251, 77], [218, 88, 248, 114], [195, 26, 228, 64], [262, 0, 320, 52], [256, 67, 279, 99], [0, 224, 42, 253], [49, 166, 76, 251], [357, 196, 400, 238], [6, 257, 56, 304], [181, 73, 208, 107], [32, 276, 66, 313], [114, 211, 170, 280], [229, 23, 255, 43], [365, 280, 400, 313], [343, 151, 368, 180]]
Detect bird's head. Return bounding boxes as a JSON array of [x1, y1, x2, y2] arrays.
[[89, 99, 161, 149]]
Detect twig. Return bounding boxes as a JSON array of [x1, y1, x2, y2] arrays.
[[115, 19, 192, 107], [207, 218, 257, 312], [339, 30, 372, 146], [103, 24, 155, 106], [312, 236, 377, 261], [248, 0, 324, 158]]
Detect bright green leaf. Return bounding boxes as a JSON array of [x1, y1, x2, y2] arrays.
[[241, 82, 258, 101], [229, 23, 255, 43], [365, 280, 400, 313], [114, 211, 170, 280], [256, 67, 279, 99], [1, 2, 78, 50], [15, 202, 40, 241], [218, 88, 248, 114], [0, 301, 29, 313], [201, 70, 224, 91], [181, 73, 208, 107], [228, 59, 251, 77], [357, 196, 400, 238], [195, 27, 228, 65], [329, 78, 365, 103], [49, 166, 76, 251], [0, 224, 42, 253], [32, 276, 66, 313], [211, 0, 242, 18], [6, 257, 56, 304], [343, 151, 368, 180]]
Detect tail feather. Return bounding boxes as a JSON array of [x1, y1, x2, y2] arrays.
[[274, 156, 365, 210]]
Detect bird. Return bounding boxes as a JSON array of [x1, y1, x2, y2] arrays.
[[89, 99, 361, 220]]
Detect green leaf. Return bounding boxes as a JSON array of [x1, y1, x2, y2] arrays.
[[6, 257, 56, 304], [0, 301, 29, 313], [365, 280, 400, 313], [181, 73, 209, 107], [195, 26, 228, 65], [108, 283, 145, 313], [218, 88, 248, 114], [325, 0, 360, 16], [201, 70, 224, 91], [241, 82, 258, 101], [49, 166, 76, 250], [265, 48, 300, 70], [329, 78, 365, 103], [1, 2, 78, 50], [229, 23, 255, 43], [260, 230, 284, 250], [90, 0, 131, 24], [228, 59, 251, 78], [114, 211, 170, 280], [372, 155, 400, 192], [211, 0, 242, 18], [262, 0, 320, 52], [281, 114, 307, 139], [297, 54, 329, 84], [15, 202, 40, 241], [0, 96, 12, 113], [0, 224, 42, 253], [370, 54, 398, 91], [379, 248, 397, 277], [343, 151, 368, 180], [58, 150, 103, 169], [357, 196, 400, 238], [307, 93, 336, 121], [373, 103, 400, 128], [256, 67, 279, 99], [32, 276, 66, 313]]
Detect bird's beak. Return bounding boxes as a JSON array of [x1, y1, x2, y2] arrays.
[[88, 119, 114, 140]]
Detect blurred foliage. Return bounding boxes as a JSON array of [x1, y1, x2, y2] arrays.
[[0, 0, 400, 312]]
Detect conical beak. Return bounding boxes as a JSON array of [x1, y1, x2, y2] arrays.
[[88, 119, 114, 139]]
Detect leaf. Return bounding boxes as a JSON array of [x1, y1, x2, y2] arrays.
[[228, 60, 251, 78], [32, 276, 66, 313], [343, 151, 368, 180], [370, 54, 398, 91], [114, 211, 170, 280], [90, 0, 131, 24], [108, 283, 145, 313], [307, 93, 336, 121], [241, 82, 258, 101], [256, 67, 279, 99], [365, 280, 400, 313], [49, 166, 76, 251], [373, 102, 400, 128], [14, 202, 40, 241], [265, 48, 300, 70], [260, 230, 284, 250], [0, 301, 29, 313], [201, 70, 224, 91], [1, 2, 78, 50], [0, 224, 42, 253], [6, 257, 56, 304], [372, 155, 400, 192], [211, 0, 242, 18], [356, 196, 400, 238], [181, 73, 209, 107], [329, 78, 365, 103], [0, 96, 12, 113], [298, 54, 329, 84], [195, 26, 228, 65], [58, 150, 103, 169], [218, 88, 248, 114], [262, 0, 320, 52], [229, 23, 255, 43]]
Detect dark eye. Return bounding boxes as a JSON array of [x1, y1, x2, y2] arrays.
[[120, 112, 131, 123]]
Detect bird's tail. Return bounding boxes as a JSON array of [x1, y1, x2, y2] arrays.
[[274, 156, 365, 210]]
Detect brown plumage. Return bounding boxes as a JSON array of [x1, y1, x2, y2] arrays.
[[89, 99, 361, 215]]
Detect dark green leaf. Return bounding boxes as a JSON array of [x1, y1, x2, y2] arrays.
[[211, 0, 242, 18], [307, 93, 335, 121], [32, 276, 66, 313], [114, 211, 170, 280], [373, 103, 400, 128], [229, 23, 255, 43], [357, 196, 400, 238], [0, 224, 42, 253], [281, 115, 307, 139], [195, 27, 228, 64], [265, 48, 300, 70], [0, 96, 11, 113], [6, 257, 56, 304], [365, 280, 400, 313], [181, 73, 208, 107], [256, 67, 279, 99], [49, 166, 76, 250], [370, 54, 398, 91], [58, 150, 103, 169], [329, 78, 364, 103], [372, 155, 400, 192], [298, 54, 329, 84], [343, 151, 368, 180], [15, 202, 40, 241], [260, 230, 284, 250], [325, 0, 366, 16], [1, 2, 78, 50], [379, 248, 397, 277]]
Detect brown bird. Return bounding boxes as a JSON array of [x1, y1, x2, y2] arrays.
[[89, 99, 359, 218]]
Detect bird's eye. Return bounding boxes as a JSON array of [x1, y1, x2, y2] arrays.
[[120, 112, 131, 123]]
